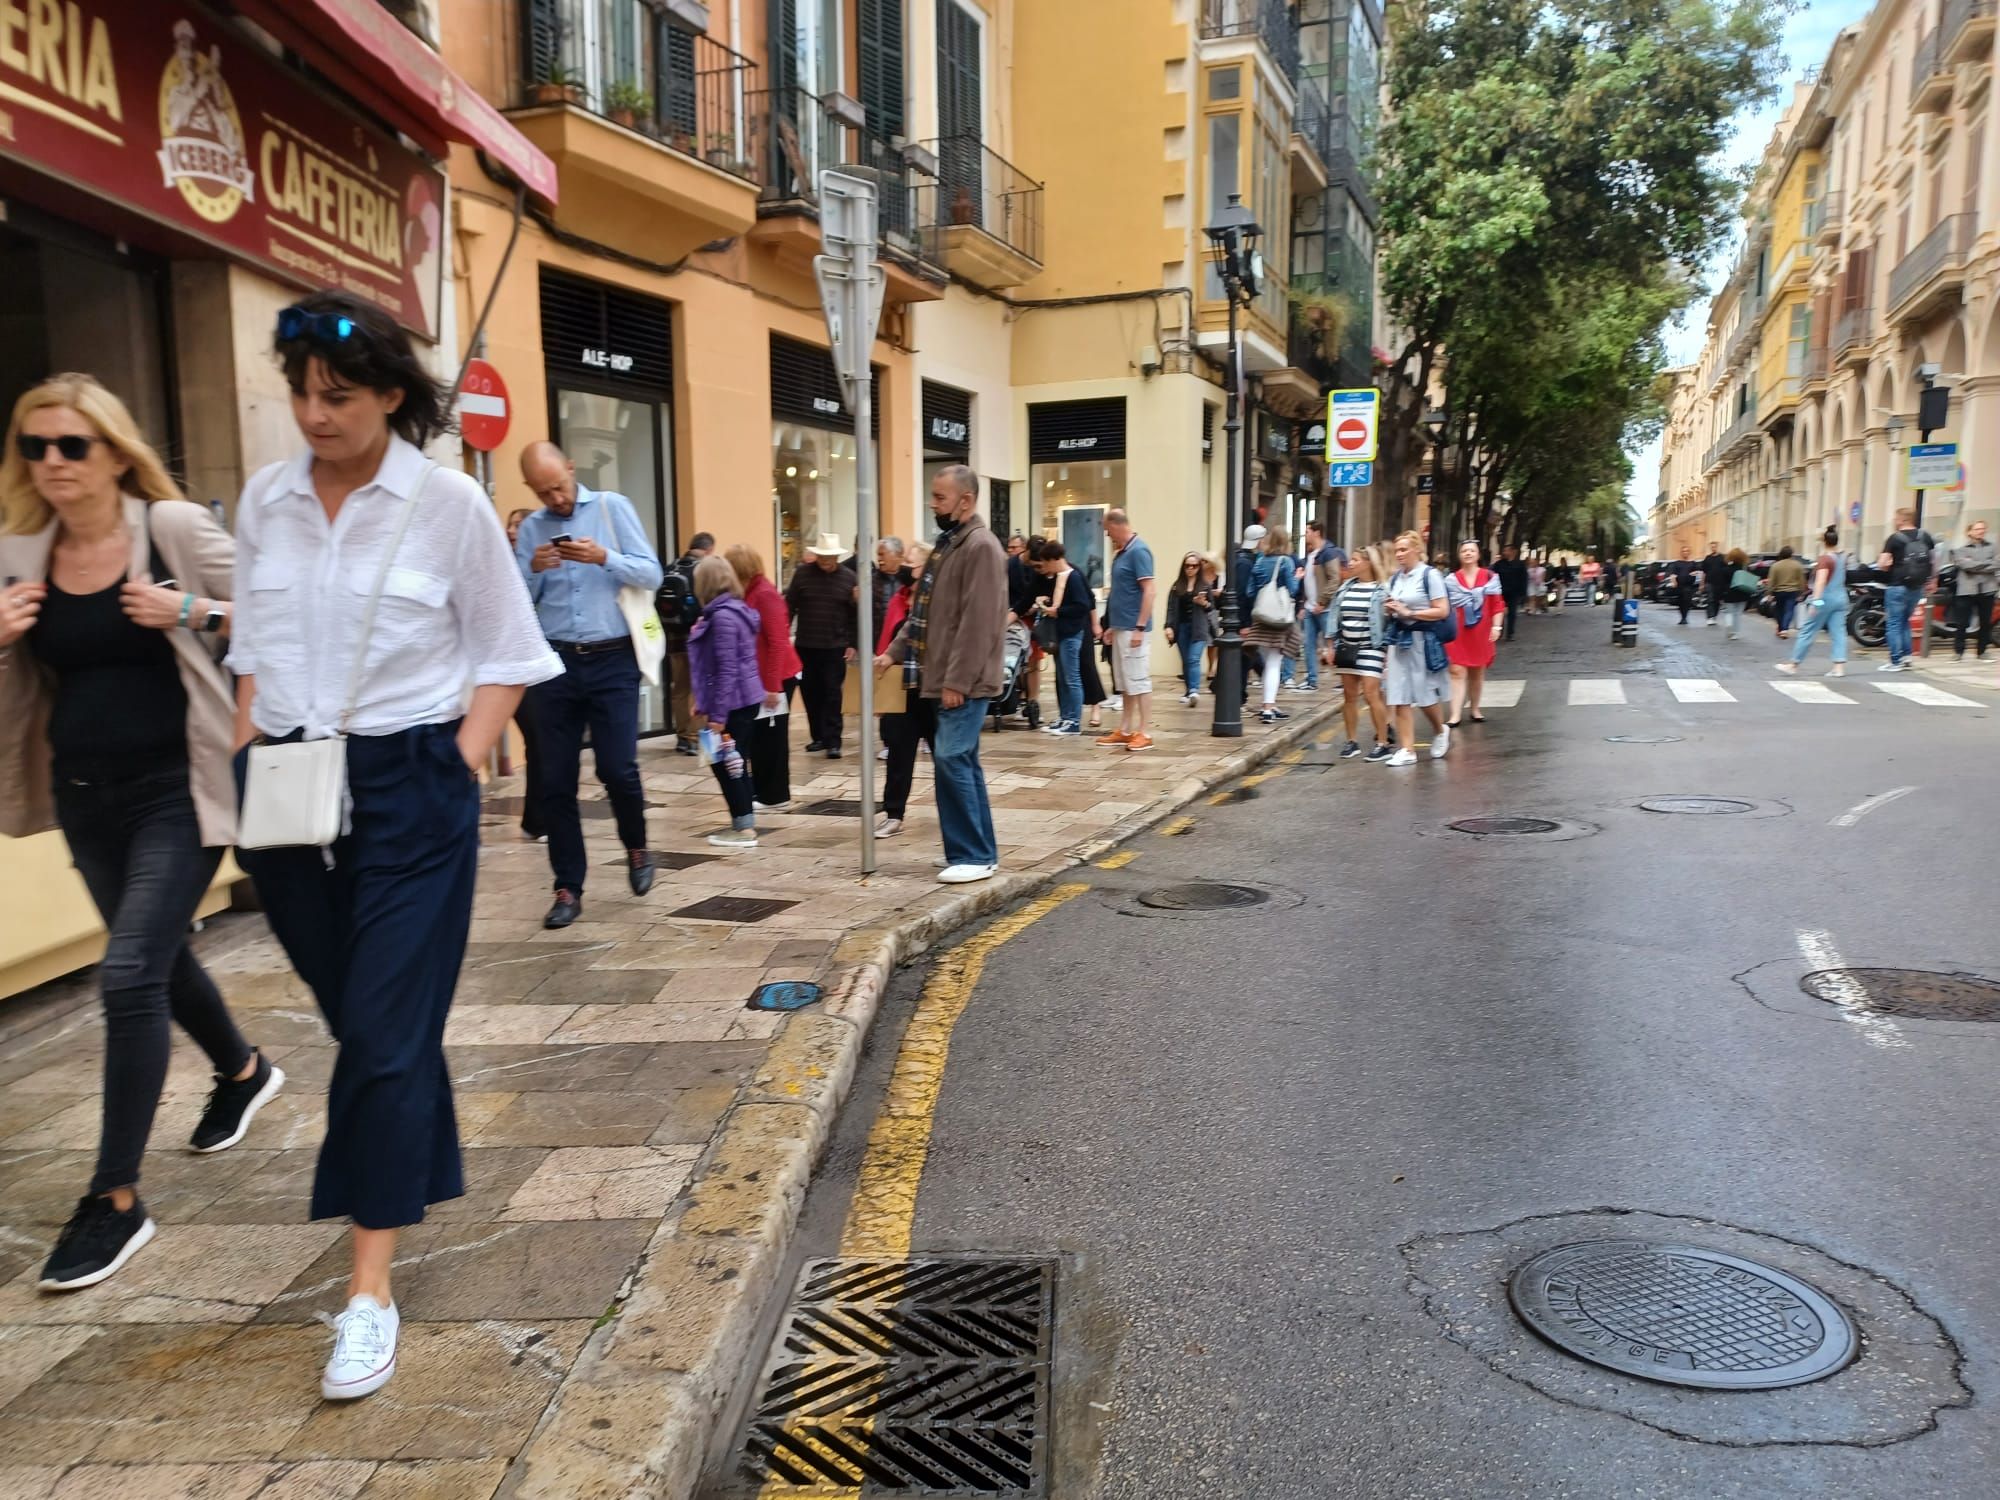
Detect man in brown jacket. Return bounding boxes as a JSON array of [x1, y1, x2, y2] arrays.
[[883, 464, 1007, 884]]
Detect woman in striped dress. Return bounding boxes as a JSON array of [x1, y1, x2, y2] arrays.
[[1331, 544, 1392, 760]]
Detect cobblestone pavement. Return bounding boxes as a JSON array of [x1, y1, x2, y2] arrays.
[[0, 684, 1337, 1499]]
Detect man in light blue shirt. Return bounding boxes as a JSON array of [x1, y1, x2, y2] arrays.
[[515, 441, 664, 928]]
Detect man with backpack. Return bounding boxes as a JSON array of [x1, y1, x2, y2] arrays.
[[659, 532, 713, 755], [1877, 508, 1935, 672]]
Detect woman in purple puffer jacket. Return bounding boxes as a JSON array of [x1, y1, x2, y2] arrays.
[[686, 556, 768, 849]]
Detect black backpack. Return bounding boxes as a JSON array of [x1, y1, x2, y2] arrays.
[[656, 559, 700, 629], [1895, 530, 1934, 586]]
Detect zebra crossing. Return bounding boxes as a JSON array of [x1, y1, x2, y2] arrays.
[[1460, 676, 1992, 710]]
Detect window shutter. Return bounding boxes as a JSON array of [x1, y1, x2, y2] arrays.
[[935, 0, 982, 218], [523, 0, 562, 88], [859, 0, 905, 138], [658, 21, 698, 138], [1029, 399, 1127, 463], [769, 0, 799, 98]]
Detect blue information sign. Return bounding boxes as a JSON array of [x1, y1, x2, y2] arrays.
[[1326, 461, 1374, 487]]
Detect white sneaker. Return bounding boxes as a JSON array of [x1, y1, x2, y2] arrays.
[[752, 799, 791, 812], [708, 828, 758, 848], [1102, 695, 1122, 711], [876, 747, 889, 761], [1384, 748, 1417, 767], [1877, 661, 1901, 673], [321, 1295, 398, 1401], [1773, 661, 1797, 675], [1182, 692, 1197, 707], [937, 863, 997, 885], [1430, 724, 1451, 760], [874, 816, 904, 838]]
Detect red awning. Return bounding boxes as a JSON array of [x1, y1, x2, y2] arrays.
[[232, 0, 560, 204]]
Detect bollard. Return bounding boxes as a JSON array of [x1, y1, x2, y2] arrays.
[[1617, 596, 1639, 646]]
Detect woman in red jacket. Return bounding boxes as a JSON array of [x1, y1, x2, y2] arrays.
[[725, 544, 803, 811]]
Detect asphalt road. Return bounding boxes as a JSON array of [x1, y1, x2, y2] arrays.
[[717, 597, 2000, 1499]]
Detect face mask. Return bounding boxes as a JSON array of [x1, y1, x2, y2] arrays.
[[934, 515, 961, 536]]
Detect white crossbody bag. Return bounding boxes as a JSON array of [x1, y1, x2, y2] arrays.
[[236, 465, 433, 851]]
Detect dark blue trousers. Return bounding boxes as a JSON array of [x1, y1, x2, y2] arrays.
[[237, 722, 479, 1229], [528, 643, 648, 893]]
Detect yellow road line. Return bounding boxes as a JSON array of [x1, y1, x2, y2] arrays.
[[756, 882, 1087, 1497], [1280, 748, 1306, 765], [1094, 850, 1139, 869], [841, 883, 1090, 1258], [1160, 815, 1196, 836]]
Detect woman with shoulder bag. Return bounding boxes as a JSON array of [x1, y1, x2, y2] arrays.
[[1243, 526, 1303, 724], [1720, 547, 1759, 640], [686, 555, 766, 848], [726, 544, 803, 811], [0, 374, 278, 1293], [1330, 544, 1393, 760], [228, 291, 561, 1402], [1381, 531, 1453, 765]]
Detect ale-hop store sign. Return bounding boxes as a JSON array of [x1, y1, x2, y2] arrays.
[[0, 0, 445, 339]]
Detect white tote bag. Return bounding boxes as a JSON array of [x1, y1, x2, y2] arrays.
[[236, 465, 432, 851], [1251, 563, 1296, 628], [619, 585, 666, 687]]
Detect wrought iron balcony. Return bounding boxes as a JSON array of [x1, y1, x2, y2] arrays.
[[1944, 0, 1995, 63], [1290, 74, 1330, 186], [1810, 191, 1842, 244], [1888, 213, 1976, 319], [1910, 28, 1951, 111], [748, 88, 945, 274], [1834, 305, 1873, 364], [1802, 346, 1830, 388], [925, 136, 1044, 287], [518, 2, 760, 183], [1199, 0, 1301, 82]]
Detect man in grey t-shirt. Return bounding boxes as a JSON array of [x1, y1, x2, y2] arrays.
[[1098, 508, 1156, 752]]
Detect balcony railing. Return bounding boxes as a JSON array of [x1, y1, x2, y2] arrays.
[[1944, 0, 1996, 63], [1834, 304, 1873, 360], [1888, 213, 1977, 313], [1199, 0, 1301, 82], [1803, 346, 1830, 386], [925, 136, 1044, 268], [520, 3, 760, 182], [1292, 74, 1329, 165], [748, 88, 943, 271], [1812, 191, 1842, 243], [1909, 27, 1949, 108]]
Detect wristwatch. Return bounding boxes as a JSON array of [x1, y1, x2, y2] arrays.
[[202, 607, 226, 634]]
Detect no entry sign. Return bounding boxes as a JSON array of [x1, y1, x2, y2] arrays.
[[1327, 388, 1380, 462], [458, 359, 511, 452]]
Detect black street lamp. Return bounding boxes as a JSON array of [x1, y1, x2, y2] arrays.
[[1419, 408, 1447, 553], [1204, 192, 1263, 738]]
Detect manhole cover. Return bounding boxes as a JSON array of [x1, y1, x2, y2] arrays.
[[1800, 968, 2000, 1022], [1639, 796, 1756, 815], [794, 799, 863, 817], [733, 1256, 1054, 1496], [1136, 882, 1270, 911], [1448, 817, 1560, 836], [670, 895, 798, 924], [1508, 1240, 1856, 1391], [1606, 734, 1682, 744]]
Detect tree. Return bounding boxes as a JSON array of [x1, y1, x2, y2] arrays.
[[1370, 0, 1786, 546]]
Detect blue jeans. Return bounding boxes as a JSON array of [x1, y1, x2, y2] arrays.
[[1177, 634, 1205, 695], [932, 699, 998, 868], [1791, 598, 1849, 664], [1884, 584, 1915, 663], [528, 643, 648, 892], [1297, 608, 1329, 686], [1056, 632, 1085, 725]]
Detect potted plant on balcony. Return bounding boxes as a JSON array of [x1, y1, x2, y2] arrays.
[[605, 80, 652, 130], [704, 131, 736, 168], [529, 63, 585, 107], [1289, 285, 1355, 364]]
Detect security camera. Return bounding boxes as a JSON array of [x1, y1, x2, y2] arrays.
[[1917, 362, 1941, 381]]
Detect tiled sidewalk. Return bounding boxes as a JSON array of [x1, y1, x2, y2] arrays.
[[0, 686, 1338, 1499]]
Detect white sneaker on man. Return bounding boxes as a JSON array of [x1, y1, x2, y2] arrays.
[[1430, 724, 1452, 760], [321, 1294, 398, 1401], [937, 863, 997, 884]]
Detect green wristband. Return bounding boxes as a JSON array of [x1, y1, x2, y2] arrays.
[[178, 592, 196, 627]]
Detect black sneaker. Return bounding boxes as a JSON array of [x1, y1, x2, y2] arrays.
[[38, 1195, 156, 1291], [1338, 740, 1362, 759], [804, 740, 826, 753], [189, 1052, 285, 1154], [1364, 745, 1394, 762]]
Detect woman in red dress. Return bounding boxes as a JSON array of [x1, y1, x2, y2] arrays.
[[1444, 540, 1506, 726]]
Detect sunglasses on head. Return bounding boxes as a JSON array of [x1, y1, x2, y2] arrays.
[[276, 305, 358, 342], [16, 433, 101, 463]]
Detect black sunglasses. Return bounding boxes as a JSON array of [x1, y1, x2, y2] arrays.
[[276, 305, 359, 342], [16, 433, 101, 463]]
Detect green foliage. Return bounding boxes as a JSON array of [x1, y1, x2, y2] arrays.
[[1372, 0, 1788, 547]]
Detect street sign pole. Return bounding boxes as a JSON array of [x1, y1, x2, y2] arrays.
[[815, 171, 888, 875]]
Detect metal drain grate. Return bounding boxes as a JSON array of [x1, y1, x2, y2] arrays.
[[670, 895, 799, 924], [1136, 882, 1270, 911], [1508, 1240, 1855, 1391], [1639, 796, 1755, 816], [1800, 968, 2000, 1022], [795, 799, 864, 817], [735, 1256, 1055, 1496], [1448, 817, 1560, 836], [1605, 734, 1682, 744]]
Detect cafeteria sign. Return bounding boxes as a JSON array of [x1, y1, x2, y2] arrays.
[[0, 0, 444, 339]]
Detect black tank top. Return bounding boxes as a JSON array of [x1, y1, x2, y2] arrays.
[[26, 547, 189, 781]]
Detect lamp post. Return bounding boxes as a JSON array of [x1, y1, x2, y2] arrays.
[[1204, 192, 1263, 738], [1419, 408, 1447, 555]]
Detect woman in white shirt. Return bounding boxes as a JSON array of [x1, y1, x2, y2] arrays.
[[1381, 530, 1453, 767], [229, 291, 560, 1403]]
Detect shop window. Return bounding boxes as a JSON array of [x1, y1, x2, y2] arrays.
[[1029, 398, 1127, 586], [770, 336, 879, 579]]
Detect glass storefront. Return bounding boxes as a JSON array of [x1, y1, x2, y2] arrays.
[[921, 380, 973, 543], [1028, 399, 1128, 562], [772, 423, 865, 577]]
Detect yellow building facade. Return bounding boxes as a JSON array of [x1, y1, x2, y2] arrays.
[[1655, 0, 1999, 561]]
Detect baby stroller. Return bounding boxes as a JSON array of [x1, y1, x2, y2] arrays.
[[986, 620, 1039, 730]]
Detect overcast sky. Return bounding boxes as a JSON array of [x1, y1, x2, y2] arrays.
[[1624, 0, 1875, 532]]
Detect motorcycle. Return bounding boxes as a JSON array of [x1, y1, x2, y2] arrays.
[[1846, 581, 1887, 650]]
